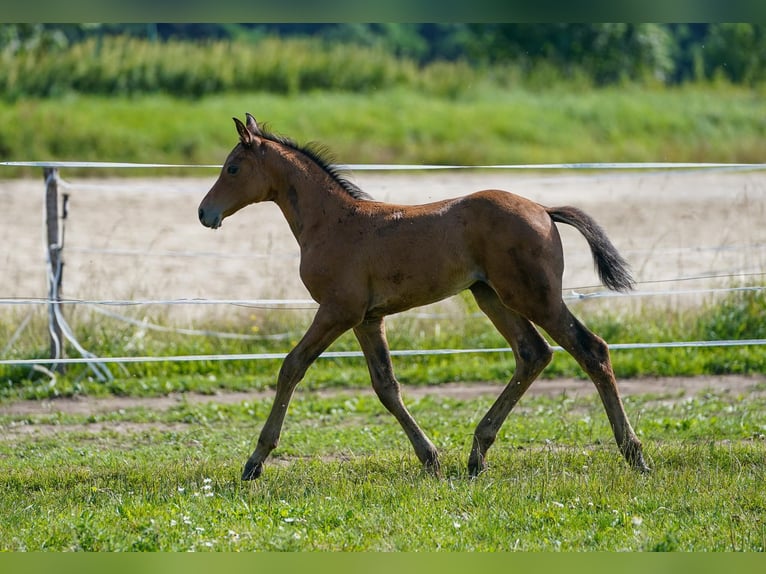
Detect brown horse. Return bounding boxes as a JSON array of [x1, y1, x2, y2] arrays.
[[198, 113, 650, 480]]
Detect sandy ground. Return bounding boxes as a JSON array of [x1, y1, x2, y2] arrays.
[[2, 170, 765, 308]]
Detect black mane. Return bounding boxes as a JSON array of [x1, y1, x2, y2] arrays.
[[253, 123, 374, 201]]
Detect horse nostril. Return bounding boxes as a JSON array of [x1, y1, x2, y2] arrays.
[[198, 207, 205, 221]]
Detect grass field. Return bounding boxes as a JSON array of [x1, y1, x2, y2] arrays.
[[1, 84, 765, 178], [3, 293, 765, 551], [2, 384, 765, 551]]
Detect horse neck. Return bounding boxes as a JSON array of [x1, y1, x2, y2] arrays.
[[267, 146, 355, 246]]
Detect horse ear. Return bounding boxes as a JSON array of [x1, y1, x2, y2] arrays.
[[245, 113, 260, 135], [233, 117, 253, 147]]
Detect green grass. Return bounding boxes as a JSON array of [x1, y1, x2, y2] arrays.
[[1, 84, 765, 178], [2, 293, 764, 551], [1, 289, 765, 400], [1, 389, 765, 551]]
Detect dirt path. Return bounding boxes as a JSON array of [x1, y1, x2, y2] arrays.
[[2, 374, 764, 418]]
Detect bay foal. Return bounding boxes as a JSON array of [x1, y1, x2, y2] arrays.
[[198, 114, 649, 480]]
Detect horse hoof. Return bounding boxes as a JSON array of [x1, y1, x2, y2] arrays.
[[467, 458, 487, 478], [241, 460, 263, 481], [635, 461, 652, 474], [627, 449, 651, 474]]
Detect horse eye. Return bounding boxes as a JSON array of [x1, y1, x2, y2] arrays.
[[227, 164, 239, 175]]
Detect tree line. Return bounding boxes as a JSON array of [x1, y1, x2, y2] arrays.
[[2, 23, 765, 86]]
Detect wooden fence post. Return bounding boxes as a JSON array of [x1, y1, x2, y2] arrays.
[[43, 167, 65, 372]]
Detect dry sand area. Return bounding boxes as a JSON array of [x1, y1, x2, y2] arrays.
[[1, 169, 764, 312]]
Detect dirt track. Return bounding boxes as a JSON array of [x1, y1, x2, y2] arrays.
[[1, 374, 764, 423]]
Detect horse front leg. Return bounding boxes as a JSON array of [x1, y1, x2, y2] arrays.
[[242, 306, 359, 480]]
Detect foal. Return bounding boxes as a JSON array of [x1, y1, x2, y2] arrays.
[[198, 113, 650, 480]]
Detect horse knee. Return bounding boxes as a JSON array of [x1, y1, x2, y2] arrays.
[[534, 342, 554, 371], [590, 334, 610, 360], [589, 335, 613, 373]]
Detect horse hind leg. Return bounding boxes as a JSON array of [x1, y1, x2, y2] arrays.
[[539, 301, 650, 472], [468, 282, 553, 476], [354, 318, 441, 476]]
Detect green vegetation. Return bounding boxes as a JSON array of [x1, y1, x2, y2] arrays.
[[1, 387, 765, 550], [1, 85, 765, 178], [0, 36, 430, 101], [2, 290, 764, 400], [3, 24, 766, 91]]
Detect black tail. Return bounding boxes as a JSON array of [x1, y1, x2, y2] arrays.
[[547, 206, 635, 292]]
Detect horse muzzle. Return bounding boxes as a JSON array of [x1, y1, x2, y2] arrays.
[[198, 206, 222, 229]]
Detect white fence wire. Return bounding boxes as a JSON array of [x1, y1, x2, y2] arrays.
[[4, 338, 766, 368]]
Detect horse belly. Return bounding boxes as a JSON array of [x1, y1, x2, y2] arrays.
[[366, 256, 481, 317]]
